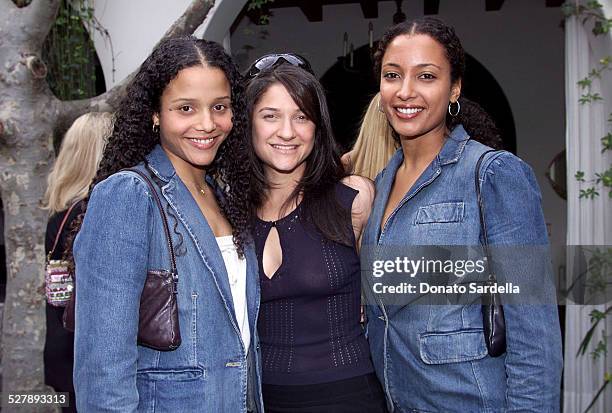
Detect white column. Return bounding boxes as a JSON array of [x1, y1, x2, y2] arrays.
[[563, 0, 612, 411]]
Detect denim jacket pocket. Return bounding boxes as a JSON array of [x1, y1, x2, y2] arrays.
[[418, 329, 487, 364], [137, 366, 206, 381], [415, 202, 464, 224]]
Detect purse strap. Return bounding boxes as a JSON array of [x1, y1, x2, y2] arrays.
[[48, 201, 80, 260], [474, 149, 498, 282], [124, 167, 178, 275]]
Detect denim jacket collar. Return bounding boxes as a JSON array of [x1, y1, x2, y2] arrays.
[[383, 124, 470, 175], [368, 125, 471, 245], [438, 124, 470, 166], [145, 144, 176, 182]]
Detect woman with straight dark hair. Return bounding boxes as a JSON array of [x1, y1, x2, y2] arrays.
[[70, 37, 262, 412], [245, 59, 387, 412], [361, 17, 562, 412]]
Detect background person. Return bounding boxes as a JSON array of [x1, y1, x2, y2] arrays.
[[341, 92, 398, 179], [43, 111, 113, 413]]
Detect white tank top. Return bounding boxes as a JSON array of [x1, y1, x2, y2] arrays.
[[215, 235, 250, 352]]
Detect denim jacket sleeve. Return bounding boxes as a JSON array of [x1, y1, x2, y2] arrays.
[[481, 152, 563, 412], [73, 172, 153, 412]]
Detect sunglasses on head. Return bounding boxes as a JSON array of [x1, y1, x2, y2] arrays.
[[246, 53, 314, 78]]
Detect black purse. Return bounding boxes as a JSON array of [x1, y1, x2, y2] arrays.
[[64, 166, 181, 351], [475, 150, 507, 357]]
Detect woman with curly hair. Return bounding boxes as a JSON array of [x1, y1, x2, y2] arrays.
[[245, 60, 387, 412], [361, 18, 562, 411], [71, 37, 262, 412]]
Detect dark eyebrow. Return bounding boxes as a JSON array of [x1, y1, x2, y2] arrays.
[[170, 98, 197, 104], [170, 96, 231, 104], [257, 107, 279, 113], [382, 62, 442, 70], [416, 63, 441, 70], [382, 62, 402, 69]]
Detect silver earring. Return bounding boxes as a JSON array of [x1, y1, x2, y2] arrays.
[[448, 100, 461, 117], [377, 100, 384, 113], [152, 123, 160, 133]]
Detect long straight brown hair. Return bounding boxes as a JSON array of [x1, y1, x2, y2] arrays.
[[246, 64, 353, 246]]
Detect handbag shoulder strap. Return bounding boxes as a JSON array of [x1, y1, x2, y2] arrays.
[[48, 201, 80, 259], [474, 149, 498, 280], [123, 167, 177, 275]]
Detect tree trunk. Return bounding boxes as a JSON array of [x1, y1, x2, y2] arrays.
[[0, 0, 215, 410], [0, 1, 61, 410]]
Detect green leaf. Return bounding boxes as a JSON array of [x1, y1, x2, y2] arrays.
[[575, 171, 586, 182], [586, 0, 603, 10], [578, 78, 592, 88], [247, 0, 274, 11], [578, 308, 612, 357], [580, 187, 600, 199], [580, 92, 604, 104], [602, 133, 612, 152], [590, 309, 608, 322], [593, 20, 606, 35], [591, 337, 607, 359], [577, 323, 599, 356], [599, 168, 612, 187]]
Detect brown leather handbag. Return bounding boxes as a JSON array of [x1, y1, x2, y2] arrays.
[[63, 167, 181, 351]]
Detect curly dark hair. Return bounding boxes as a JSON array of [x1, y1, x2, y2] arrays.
[[67, 36, 251, 260], [245, 64, 352, 246], [373, 17, 503, 149]]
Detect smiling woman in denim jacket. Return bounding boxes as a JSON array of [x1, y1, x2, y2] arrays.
[[69, 37, 263, 412], [360, 18, 563, 412]]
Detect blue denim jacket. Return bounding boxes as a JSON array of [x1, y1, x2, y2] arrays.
[[73, 145, 263, 412], [362, 125, 562, 412]]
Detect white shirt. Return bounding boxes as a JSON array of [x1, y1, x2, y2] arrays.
[[215, 235, 250, 352]]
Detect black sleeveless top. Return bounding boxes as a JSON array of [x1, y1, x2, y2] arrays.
[[253, 183, 374, 385]]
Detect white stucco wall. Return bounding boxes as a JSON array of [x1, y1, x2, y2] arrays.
[[90, 0, 247, 89], [231, 0, 568, 255]]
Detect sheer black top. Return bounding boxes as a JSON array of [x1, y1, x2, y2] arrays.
[[253, 183, 374, 385]]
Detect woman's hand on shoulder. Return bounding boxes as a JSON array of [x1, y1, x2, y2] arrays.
[[341, 175, 375, 247], [341, 150, 354, 174]]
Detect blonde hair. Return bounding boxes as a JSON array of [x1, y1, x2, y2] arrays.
[[345, 93, 398, 180], [44, 112, 114, 213]]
